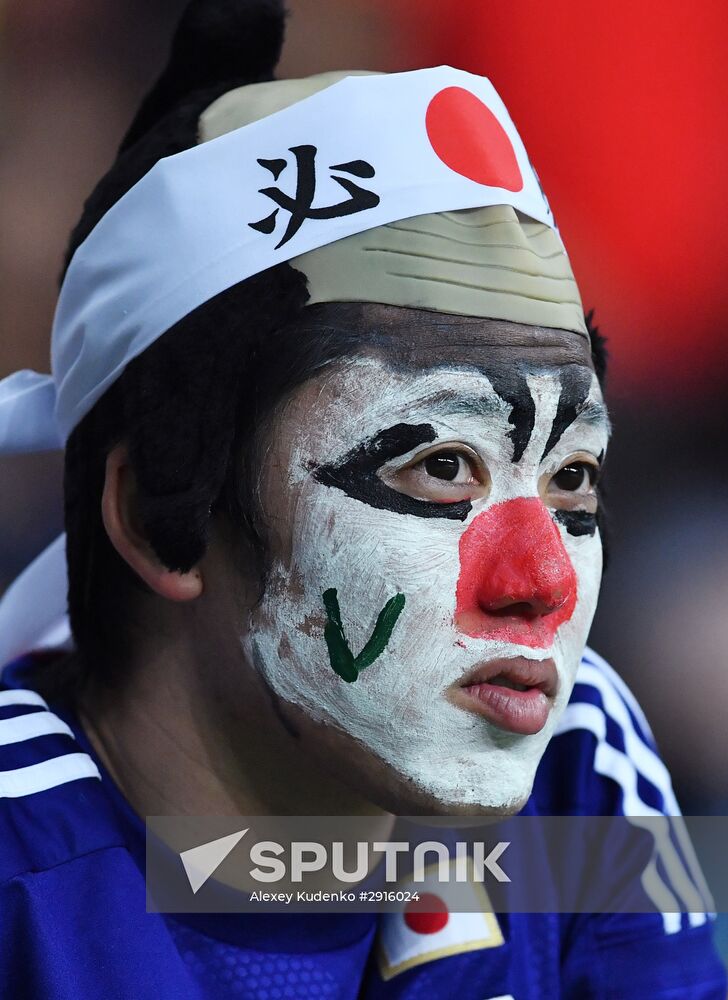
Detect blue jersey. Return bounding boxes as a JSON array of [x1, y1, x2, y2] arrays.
[[0, 648, 724, 999]]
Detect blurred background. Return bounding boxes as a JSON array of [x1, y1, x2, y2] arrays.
[[1, 0, 727, 815]]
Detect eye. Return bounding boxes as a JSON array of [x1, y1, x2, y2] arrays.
[[422, 451, 473, 483], [380, 443, 489, 504], [551, 461, 598, 493]]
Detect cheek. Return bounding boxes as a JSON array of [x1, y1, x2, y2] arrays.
[[564, 530, 603, 617], [250, 483, 603, 709], [549, 529, 603, 688], [247, 488, 463, 699]]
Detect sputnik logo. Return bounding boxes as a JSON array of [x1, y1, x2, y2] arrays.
[[180, 828, 249, 894]]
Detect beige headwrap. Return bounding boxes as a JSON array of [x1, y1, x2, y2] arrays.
[[200, 72, 586, 337]]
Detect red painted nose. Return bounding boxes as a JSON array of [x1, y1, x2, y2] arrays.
[[455, 497, 577, 648]]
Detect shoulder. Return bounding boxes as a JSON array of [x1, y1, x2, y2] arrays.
[[533, 645, 678, 816], [559, 645, 658, 759], [535, 648, 721, 941], [0, 671, 199, 998], [0, 671, 123, 885]]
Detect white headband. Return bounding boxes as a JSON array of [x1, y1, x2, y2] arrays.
[[0, 66, 557, 667], [0, 66, 552, 455]]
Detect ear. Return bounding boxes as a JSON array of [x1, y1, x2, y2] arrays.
[[101, 443, 203, 602]]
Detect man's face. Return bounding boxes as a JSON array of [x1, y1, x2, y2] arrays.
[[243, 308, 609, 814]]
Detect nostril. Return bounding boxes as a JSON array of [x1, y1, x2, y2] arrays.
[[484, 601, 542, 620], [479, 596, 567, 619]]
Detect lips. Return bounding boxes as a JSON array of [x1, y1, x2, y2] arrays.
[[451, 656, 558, 735]]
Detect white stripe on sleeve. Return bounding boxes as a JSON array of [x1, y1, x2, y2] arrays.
[[0, 752, 100, 798]]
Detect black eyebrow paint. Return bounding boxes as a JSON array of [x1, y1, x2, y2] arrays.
[[541, 368, 594, 460], [313, 422, 472, 521], [487, 369, 536, 463]]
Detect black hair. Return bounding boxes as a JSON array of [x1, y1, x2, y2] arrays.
[[585, 308, 608, 388], [32, 0, 610, 703]]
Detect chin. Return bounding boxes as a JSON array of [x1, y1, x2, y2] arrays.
[[314, 724, 536, 818], [273, 689, 542, 818], [357, 730, 544, 818], [384, 788, 530, 820], [366, 764, 534, 819]]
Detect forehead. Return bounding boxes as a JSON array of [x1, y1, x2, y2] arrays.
[[306, 299, 593, 386], [267, 306, 606, 469], [288, 306, 597, 417], [299, 356, 603, 447], [298, 303, 596, 370]]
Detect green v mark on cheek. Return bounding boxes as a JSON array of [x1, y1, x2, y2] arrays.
[[322, 588, 406, 683]]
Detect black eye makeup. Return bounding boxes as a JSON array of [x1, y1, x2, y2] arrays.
[[312, 404, 607, 534], [554, 509, 598, 537], [546, 453, 602, 537], [313, 423, 474, 521]]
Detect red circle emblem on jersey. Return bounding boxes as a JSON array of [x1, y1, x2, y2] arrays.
[[403, 893, 450, 934], [425, 87, 524, 192]]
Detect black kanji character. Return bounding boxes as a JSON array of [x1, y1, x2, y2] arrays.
[[249, 145, 380, 249]]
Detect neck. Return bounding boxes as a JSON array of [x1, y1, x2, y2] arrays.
[[78, 610, 385, 821]]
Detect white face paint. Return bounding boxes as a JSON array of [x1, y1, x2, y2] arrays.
[[244, 356, 609, 811]]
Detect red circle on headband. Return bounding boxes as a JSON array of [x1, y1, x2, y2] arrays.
[[426, 87, 524, 192]]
